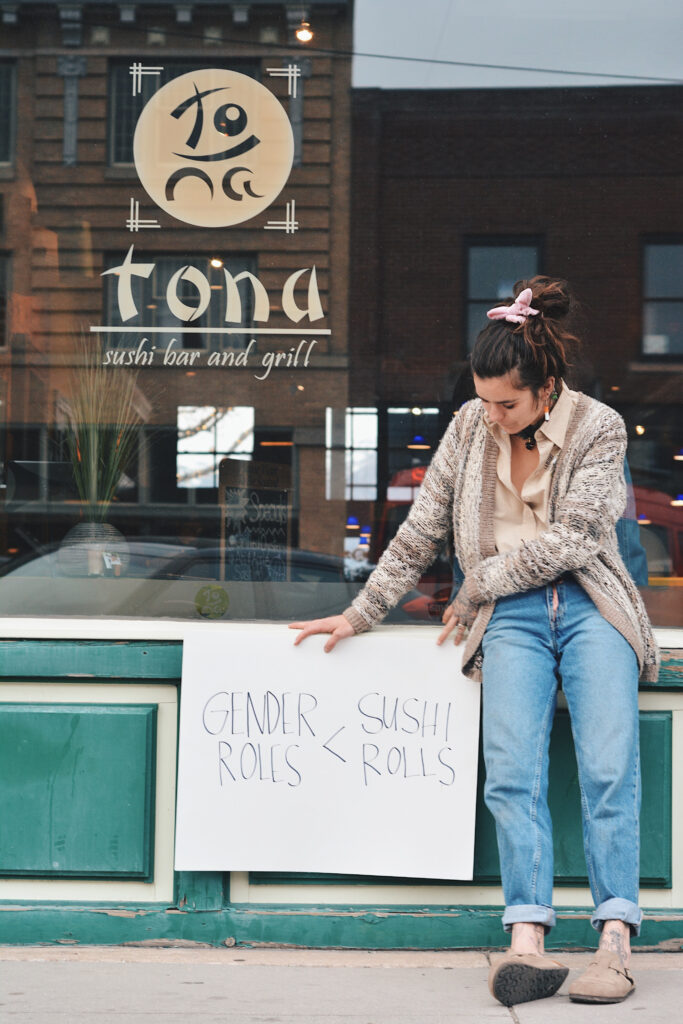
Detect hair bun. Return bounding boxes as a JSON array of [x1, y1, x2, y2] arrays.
[[514, 276, 571, 321]]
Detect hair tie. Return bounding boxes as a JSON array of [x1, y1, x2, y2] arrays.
[[486, 287, 540, 324]]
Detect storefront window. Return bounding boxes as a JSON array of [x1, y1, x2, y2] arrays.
[[0, 1, 680, 630]]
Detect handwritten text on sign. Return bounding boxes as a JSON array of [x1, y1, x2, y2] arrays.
[[175, 625, 481, 879]]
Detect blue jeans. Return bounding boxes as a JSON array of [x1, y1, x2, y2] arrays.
[[481, 579, 642, 936]]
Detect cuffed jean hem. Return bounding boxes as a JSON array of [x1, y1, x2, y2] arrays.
[[591, 898, 643, 937], [502, 904, 557, 934]]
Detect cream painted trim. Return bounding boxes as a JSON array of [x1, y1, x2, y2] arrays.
[[0, 633, 680, 910], [0, 617, 680, 649], [230, 692, 683, 910], [0, 683, 178, 903]]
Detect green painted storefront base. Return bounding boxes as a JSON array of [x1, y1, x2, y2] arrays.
[[0, 904, 682, 951]]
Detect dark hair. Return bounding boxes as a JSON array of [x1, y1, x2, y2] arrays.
[[470, 275, 579, 395]]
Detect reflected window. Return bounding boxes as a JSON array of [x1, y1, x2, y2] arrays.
[[466, 241, 540, 350], [387, 407, 440, 501], [103, 253, 257, 351], [325, 407, 377, 501], [108, 60, 259, 165], [0, 62, 14, 165], [642, 242, 683, 357], [0, 255, 8, 347], [177, 406, 254, 489]]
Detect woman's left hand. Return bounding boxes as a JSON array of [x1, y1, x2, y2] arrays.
[[437, 585, 478, 646]]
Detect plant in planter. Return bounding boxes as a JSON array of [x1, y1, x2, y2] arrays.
[[60, 342, 142, 576]]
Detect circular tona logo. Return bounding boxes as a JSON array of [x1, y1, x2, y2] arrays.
[[195, 584, 230, 619], [134, 69, 294, 228]]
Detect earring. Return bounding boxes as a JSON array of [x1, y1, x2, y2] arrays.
[[545, 388, 559, 420]]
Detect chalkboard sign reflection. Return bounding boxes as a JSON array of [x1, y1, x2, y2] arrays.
[[220, 460, 292, 583]]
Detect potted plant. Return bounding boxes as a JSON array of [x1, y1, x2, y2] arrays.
[[60, 341, 142, 576]]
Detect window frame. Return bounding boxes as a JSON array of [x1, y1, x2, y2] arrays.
[[0, 61, 16, 168], [640, 235, 683, 362], [463, 236, 544, 353]]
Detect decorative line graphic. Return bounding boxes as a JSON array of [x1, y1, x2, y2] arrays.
[[267, 64, 302, 99], [126, 198, 161, 232], [265, 200, 298, 234], [129, 62, 163, 97], [90, 327, 330, 335], [133, 68, 294, 228]]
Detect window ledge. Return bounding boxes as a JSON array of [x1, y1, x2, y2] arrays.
[[0, 616, 680, 651]]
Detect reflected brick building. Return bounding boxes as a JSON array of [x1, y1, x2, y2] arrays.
[[0, 0, 353, 556], [348, 85, 683, 592]]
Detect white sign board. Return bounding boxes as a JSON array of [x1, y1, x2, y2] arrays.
[[175, 625, 481, 879]]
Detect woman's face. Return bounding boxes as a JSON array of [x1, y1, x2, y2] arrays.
[[473, 371, 550, 435]]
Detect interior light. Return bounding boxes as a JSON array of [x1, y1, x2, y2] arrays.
[[674, 449, 683, 461], [210, 258, 223, 268], [610, 385, 620, 392], [259, 440, 293, 447], [671, 495, 683, 507], [411, 406, 423, 416], [407, 435, 431, 450], [295, 19, 313, 43], [637, 514, 651, 526], [635, 425, 645, 436]]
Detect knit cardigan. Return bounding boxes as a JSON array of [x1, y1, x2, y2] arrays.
[[343, 393, 660, 683]]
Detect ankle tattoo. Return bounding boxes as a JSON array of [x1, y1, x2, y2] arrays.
[[600, 924, 629, 960]]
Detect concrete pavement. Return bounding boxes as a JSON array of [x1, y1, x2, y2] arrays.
[[0, 946, 681, 1023]]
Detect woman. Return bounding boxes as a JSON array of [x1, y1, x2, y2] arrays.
[[290, 276, 659, 1007]]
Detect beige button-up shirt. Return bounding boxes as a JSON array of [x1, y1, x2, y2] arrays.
[[484, 383, 579, 554]]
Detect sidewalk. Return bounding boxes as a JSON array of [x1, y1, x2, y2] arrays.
[[1, 946, 681, 1023]]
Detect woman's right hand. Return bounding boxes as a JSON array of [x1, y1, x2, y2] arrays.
[[288, 615, 356, 653]]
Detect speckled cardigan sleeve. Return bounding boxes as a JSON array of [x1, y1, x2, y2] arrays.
[[342, 414, 461, 633]]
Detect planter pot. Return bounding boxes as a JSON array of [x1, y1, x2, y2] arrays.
[[58, 521, 130, 577]]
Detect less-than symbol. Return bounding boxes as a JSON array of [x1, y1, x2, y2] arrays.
[[322, 725, 347, 763]]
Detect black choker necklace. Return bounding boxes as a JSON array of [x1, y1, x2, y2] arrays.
[[515, 415, 545, 451]]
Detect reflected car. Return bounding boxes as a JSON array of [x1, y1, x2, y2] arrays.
[[0, 538, 447, 624], [126, 546, 442, 623]]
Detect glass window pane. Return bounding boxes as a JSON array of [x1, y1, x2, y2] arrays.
[[643, 302, 683, 355], [644, 245, 683, 298], [214, 407, 255, 454], [176, 454, 217, 489], [468, 246, 539, 300], [0, 62, 14, 164], [0, 24, 680, 644], [349, 449, 377, 487]]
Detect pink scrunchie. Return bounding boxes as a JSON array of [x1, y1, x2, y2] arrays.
[[487, 287, 540, 324]]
